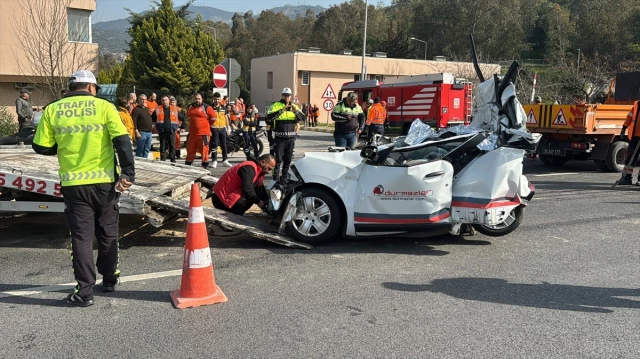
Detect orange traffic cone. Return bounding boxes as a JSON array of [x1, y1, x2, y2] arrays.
[[170, 183, 228, 309]]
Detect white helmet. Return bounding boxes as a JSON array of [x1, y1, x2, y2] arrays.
[[282, 87, 293, 95]]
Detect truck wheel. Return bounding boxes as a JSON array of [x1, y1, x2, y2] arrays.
[[539, 155, 568, 166], [473, 206, 524, 237], [605, 141, 627, 172], [286, 188, 343, 245]]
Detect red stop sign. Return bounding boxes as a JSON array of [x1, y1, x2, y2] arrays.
[[213, 65, 227, 88]]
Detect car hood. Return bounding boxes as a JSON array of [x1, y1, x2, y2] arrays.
[[293, 150, 364, 184]]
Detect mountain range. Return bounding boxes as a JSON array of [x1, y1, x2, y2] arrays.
[[93, 5, 326, 54]]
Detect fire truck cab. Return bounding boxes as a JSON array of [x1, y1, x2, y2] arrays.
[[337, 73, 473, 134]]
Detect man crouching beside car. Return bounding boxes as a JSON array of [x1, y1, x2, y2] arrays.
[[211, 154, 276, 215]]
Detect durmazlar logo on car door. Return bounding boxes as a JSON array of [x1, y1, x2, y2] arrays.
[[373, 185, 433, 201]]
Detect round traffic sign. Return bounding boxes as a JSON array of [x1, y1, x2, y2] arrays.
[[323, 99, 334, 111], [213, 65, 227, 88]]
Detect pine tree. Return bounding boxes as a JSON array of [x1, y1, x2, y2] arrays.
[[127, 0, 223, 96]]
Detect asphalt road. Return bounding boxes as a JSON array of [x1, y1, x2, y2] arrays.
[[1, 131, 639, 359]]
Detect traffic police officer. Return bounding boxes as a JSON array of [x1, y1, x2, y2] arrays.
[[33, 70, 136, 307], [331, 92, 365, 149], [266, 87, 305, 183]]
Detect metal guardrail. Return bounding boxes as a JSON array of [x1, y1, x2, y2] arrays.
[[149, 132, 189, 147]]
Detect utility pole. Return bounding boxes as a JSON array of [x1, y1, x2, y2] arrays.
[[360, 0, 369, 81]]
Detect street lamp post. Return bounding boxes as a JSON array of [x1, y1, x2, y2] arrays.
[[410, 37, 428, 60], [360, 0, 368, 81]]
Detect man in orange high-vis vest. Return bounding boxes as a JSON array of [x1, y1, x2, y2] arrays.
[[152, 95, 180, 162], [365, 96, 388, 141], [618, 100, 640, 185], [186, 93, 215, 168], [212, 154, 276, 215], [170, 96, 185, 159]]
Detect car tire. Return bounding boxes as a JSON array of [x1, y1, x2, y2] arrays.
[[539, 154, 568, 166], [286, 188, 342, 245], [605, 141, 627, 173], [473, 206, 524, 237]]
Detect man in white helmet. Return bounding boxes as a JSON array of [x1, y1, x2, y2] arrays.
[[266, 87, 306, 183]]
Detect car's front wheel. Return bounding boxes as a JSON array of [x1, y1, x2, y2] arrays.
[[473, 206, 524, 237], [286, 188, 342, 245]]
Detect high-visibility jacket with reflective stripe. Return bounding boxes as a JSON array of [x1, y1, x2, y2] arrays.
[[268, 101, 301, 137], [211, 104, 228, 128], [624, 100, 640, 139], [154, 106, 180, 133], [33, 93, 129, 187], [366, 103, 387, 125]]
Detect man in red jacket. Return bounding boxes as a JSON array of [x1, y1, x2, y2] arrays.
[[185, 93, 215, 168], [212, 154, 276, 215]]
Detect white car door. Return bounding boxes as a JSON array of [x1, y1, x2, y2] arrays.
[[353, 159, 454, 235]]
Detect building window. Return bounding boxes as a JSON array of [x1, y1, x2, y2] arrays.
[[375, 75, 383, 82], [68, 8, 92, 43], [267, 72, 273, 89], [354, 74, 360, 81], [301, 71, 310, 86]]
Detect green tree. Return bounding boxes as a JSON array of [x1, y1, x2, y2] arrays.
[[127, 0, 223, 96], [97, 62, 124, 84]]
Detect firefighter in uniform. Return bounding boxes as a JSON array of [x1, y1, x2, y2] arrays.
[[32, 70, 135, 307], [185, 93, 215, 168], [618, 100, 640, 185], [331, 92, 365, 150], [266, 87, 305, 183], [365, 96, 388, 141]]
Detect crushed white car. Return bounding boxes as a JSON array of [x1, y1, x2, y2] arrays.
[[268, 62, 540, 245]]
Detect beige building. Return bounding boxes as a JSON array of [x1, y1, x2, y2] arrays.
[[251, 50, 500, 121], [0, 0, 98, 117]]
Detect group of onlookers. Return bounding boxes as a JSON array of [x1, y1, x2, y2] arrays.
[[114, 92, 261, 167]]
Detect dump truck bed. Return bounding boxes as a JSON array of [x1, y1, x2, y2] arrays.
[[523, 104, 630, 135], [0, 147, 311, 249]]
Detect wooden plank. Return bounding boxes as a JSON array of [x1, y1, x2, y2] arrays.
[[147, 195, 313, 250]]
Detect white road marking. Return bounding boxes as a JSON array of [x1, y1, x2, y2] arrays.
[[0, 269, 182, 299]]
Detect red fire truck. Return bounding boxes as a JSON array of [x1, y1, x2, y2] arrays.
[[338, 73, 473, 134]]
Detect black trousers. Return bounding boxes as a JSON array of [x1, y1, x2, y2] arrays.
[[267, 130, 276, 156], [367, 124, 385, 141], [243, 131, 259, 159], [211, 186, 268, 216], [159, 132, 176, 162], [274, 136, 296, 180], [211, 128, 228, 162], [61, 183, 120, 300]]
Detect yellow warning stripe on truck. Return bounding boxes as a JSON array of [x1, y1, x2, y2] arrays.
[[524, 105, 583, 130]]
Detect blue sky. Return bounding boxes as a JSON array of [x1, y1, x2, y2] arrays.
[[95, 0, 392, 22]]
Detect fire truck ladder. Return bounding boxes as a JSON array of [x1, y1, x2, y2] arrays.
[[465, 82, 474, 124]]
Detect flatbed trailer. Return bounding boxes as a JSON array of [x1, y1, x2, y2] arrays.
[[0, 147, 311, 250]]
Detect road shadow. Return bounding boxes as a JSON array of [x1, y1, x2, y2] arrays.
[[207, 231, 492, 257], [0, 288, 169, 308], [382, 277, 640, 313]]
